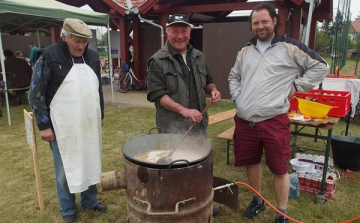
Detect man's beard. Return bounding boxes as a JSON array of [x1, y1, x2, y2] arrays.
[[256, 29, 273, 42]]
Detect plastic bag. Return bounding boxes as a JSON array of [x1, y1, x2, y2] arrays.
[[289, 172, 300, 199]]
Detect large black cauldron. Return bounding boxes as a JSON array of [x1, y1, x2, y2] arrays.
[[101, 133, 214, 223]]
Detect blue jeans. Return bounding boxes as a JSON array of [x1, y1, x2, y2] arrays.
[[50, 140, 99, 216]]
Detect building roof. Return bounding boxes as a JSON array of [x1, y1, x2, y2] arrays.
[[349, 20, 360, 34], [115, 0, 146, 9]]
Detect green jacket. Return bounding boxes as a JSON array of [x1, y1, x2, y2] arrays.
[[147, 42, 212, 135]]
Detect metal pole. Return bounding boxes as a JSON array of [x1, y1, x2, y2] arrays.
[[107, 24, 115, 103], [36, 29, 41, 48], [0, 29, 12, 126], [304, 0, 315, 46]]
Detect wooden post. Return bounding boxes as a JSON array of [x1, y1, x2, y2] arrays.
[[24, 109, 44, 211]]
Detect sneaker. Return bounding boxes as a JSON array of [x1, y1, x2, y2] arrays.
[[275, 216, 290, 223], [244, 197, 265, 219]]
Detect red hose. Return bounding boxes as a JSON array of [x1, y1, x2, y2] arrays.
[[235, 181, 360, 223]]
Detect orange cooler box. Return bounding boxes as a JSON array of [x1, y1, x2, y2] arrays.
[[289, 90, 351, 117]]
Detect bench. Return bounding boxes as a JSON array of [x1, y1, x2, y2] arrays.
[[208, 109, 236, 165], [8, 86, 30, 92], [217, 126, 235, 165], [3, 86, 30, 105], [208, 108, 236, 125]]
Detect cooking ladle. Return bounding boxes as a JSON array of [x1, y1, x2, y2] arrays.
[[156, 100, 213, 164]]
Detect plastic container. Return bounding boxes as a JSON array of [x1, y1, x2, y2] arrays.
[[296, 97, 337, 119], [289, 89, 351, 117], [331, 135, 360, 171], [289, 173, 300, 199], [290, 159, 311, 173], [114, 72, 120, 86]]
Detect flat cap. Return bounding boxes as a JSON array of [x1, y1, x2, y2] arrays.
[[63, 18, 92, 38], [166, 14, 191, 27]]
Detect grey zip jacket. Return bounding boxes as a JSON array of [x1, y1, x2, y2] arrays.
[[228, 34, 329, 122]]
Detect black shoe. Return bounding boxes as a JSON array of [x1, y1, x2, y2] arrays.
[[244, 197, 265, 219], [92, 202, 107, 212], [275, 215, 290, 223], [63, 214, 76, 223]]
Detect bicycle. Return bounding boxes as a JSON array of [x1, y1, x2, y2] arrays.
[[118, 62, 148, 93]]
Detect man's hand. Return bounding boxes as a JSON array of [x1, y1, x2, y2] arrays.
[[211, 89, 221, 103], [179, 108, 203, 123], [288, 84, 297, 101], [205, 83, 221, 103], [40, 128, 54, 142]]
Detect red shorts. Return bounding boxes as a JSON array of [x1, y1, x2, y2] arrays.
[[233, 114, 291, 175]]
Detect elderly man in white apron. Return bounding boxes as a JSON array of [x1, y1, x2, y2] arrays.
[[29, 18, 106, 223]]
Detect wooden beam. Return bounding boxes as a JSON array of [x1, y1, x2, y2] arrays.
[[110, 18, 120, 28], [290, 7, 302, 41], [153, 2, 276, 14], [275, 0, 286, 6], [88, 1, 109, 14], [51, 27, 61, 44], [102, 0, 125, 16], [132, 16, 143, 84], [312, 12, 332, 21], [160, 14, 168, 45], [277, 6, 287, 35], [308, 18, 317, 50], [119, 16, 128, 73], [139, 0, 160, 14]]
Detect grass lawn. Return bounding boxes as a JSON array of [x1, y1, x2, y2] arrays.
[[0, 100, 360, 223], [322, 55, 360, 77]]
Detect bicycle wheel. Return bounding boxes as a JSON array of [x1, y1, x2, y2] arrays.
[[118, 73, 132, 93]]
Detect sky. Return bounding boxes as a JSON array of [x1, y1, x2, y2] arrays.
[[333, 0, 360, 21]]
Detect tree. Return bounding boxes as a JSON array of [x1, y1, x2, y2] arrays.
[[28, 31, 46, 36], [97, 32, 108, 46], [347, 36, 355, 49], [314, 27, 332, 52]]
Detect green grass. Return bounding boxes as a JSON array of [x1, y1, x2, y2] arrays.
[[1, 101, 360, 223], [321, 55, 360, 77]]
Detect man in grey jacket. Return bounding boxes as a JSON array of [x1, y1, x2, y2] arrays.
[[228, 3, 328, 223], [147, 14, 221, 137]]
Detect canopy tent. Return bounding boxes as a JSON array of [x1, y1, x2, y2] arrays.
[[0, 0, 114, 126]]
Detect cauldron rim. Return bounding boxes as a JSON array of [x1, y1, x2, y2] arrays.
[[122, 133, 212, 169]]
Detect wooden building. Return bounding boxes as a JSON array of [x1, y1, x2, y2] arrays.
[[54, 0, 333, 98]]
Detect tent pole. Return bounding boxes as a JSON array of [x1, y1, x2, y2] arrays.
[[304, 0, 315, 46], [107, 24, 114, 103], [0, 29, 12, 126], [37, 29, 41, 48]]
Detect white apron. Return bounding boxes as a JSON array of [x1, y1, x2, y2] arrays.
[[50, 60, 102, 193]]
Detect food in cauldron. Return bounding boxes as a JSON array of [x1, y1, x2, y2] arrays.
[[134, 148, 205, 164]]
